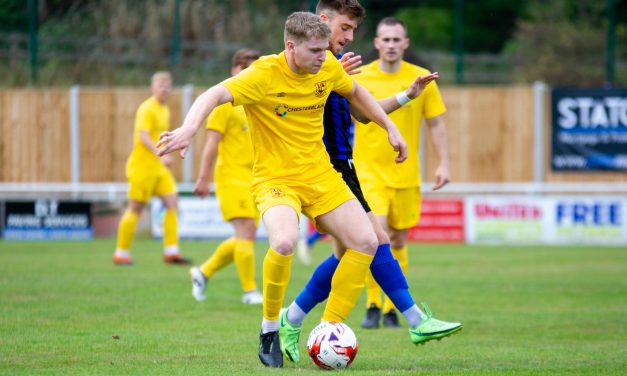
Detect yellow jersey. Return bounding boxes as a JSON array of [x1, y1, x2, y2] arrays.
[[126, 96, 170, 176], [206, 103, 254, 181], [221, 50, 354, 187], [353, 60, 446, 188]]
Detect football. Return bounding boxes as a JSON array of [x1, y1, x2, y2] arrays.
[[306, 321, 358, 370]]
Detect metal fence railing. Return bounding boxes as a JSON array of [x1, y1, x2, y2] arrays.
[[2, 32, 523, 85]]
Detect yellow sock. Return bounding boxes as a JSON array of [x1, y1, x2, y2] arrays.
[[364, 271, 382, 309], [383, 245, 409, 313], [200, 237, 236, 278], [262, 248, 292, 321], [116, 210, 139, 251], [163, 208, 178, 248], [234, 239, 256, 292], [322, 249, 373, 322]]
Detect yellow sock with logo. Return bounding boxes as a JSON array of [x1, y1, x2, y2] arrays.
[[234, 239, 257, 292], [201, 237, 236, 278], [262, 248, 292, 321], [322, 249, 373, 322], [383, 245, 409, 313], [163, 208, 178, 248], [116, 210, 139, 251]]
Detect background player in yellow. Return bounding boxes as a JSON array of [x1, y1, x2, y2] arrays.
[[354, 17, 452, 328], [156, 12, 407, 368], [189, 49, 263, 305], [112, 71, 191, 266]]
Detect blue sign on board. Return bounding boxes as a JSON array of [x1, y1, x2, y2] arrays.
[[551, 88, 627, 171], [3, 200, 92, 240]]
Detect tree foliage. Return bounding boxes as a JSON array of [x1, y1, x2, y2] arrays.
[[0, 0, 624, 86], [508, 0, 626, 87], [0, 0, 27, 32]]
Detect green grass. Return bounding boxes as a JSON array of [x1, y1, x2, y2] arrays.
[[1, 239, 626, 375]]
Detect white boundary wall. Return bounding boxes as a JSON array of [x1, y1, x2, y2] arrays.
[[1, 183, 626, 245]]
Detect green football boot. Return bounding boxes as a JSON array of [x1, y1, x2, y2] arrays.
[[278, 308, 302, 363], [409, 302, 462, 345]]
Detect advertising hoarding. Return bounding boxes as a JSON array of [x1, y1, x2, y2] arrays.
[[552, 88, 627, 171], [3, 200, 92, 240], [151, 197, 268, 239]]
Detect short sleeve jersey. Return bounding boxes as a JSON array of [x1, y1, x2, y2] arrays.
[[126, 96, 170, 176], [206, 103, 254, 180], [221, 50, 354, 186], [353, 60, 446, 188]]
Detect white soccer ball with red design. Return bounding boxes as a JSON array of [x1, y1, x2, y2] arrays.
[[306, 321, 358, 370]]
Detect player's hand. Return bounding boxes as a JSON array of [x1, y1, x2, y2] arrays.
[[432, 165, 450, 191], [160, 154, 174, 168], [157, 128, 192, 159], [340, 52, 362, 75], [387, 125, 408, 163], [193, 179, 210, 197], [406, 72, 439, 99]]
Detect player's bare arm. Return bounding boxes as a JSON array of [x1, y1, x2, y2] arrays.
[[193, 130, 222, 197], [343, 82, 408, 163], [350, 72, 439, 123], [426, 115, 451, 191], [157, 84, 233, 158]]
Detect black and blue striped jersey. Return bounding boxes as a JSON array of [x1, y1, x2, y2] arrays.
[[322, 54, 355, 160], [322, 90, 354, 160]]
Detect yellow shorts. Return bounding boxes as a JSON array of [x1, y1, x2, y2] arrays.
[[215, 175, 259, 223], [253, 168, 355, 227], [361, 184, 422, 230], [127, 167, 177, 203]]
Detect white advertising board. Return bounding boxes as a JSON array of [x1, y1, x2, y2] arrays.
[[465, 196, 550, 244], [550, 197, 627, 245], [465, 196, 627, 245], [150, 197, 268, 239]]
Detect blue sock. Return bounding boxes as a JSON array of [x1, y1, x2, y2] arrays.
[[294, 253, 339, 313], [370, 243, 414, 312], [307, 230, 324, 247]]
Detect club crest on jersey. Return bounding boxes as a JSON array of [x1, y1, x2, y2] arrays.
[[270, 188, 284, 198], [314, 81, 327, 98], [275, 104, 288, 117]]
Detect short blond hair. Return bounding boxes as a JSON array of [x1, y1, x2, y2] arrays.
[[284, 12, 331, 45], [151, 71, 172, 85]]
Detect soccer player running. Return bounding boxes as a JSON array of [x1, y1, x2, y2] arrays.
[[156, 12, 407, 368], [277, 1, 462, 364], [189, 49, 263, 305], [354, 17, 454, 329], [112, 71, 191, 266]]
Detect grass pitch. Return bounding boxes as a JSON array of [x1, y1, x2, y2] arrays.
[[1, 239, 625, 375]]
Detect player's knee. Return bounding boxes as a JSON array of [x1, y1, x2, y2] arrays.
[[161, 200, 177, 211], [355, 234, 378, 255], [242, 228, 256, 240], [270, 236, 297, 255], [241, 220, 257, 240], [128, 201, 144, 215], [389, 230, 406, 249], [391, 236, 407, 249]]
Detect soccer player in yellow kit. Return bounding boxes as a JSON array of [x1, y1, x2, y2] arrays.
[[189, 49, 263, 305], [354, 17, 452, 328], [156, 12, 407, 368], [112, 71, 191, 266], [277, 1, 460, 366]]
